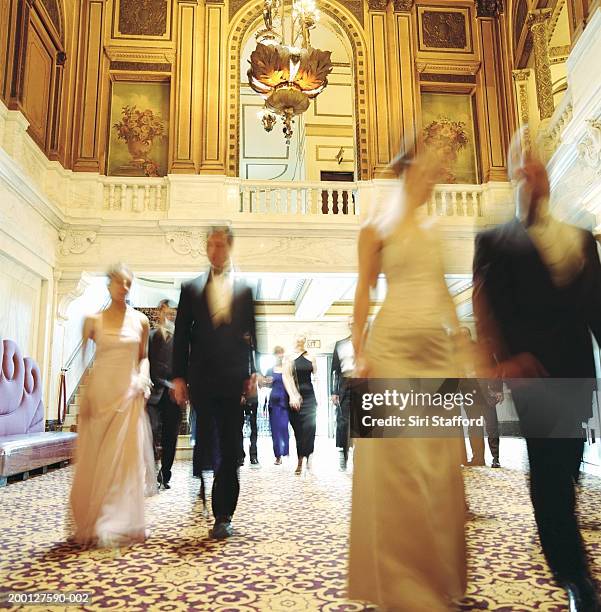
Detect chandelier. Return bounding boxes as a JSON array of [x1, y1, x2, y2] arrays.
[[248, 0, 333, 144]]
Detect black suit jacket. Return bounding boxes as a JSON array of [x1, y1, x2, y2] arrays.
[[173, 271, 256, 400], [148, 328, 174, 405], [473, 217, 601, 423], [330, 337, 351, 397]]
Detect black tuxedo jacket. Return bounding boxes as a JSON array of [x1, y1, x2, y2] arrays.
[[473, 217, 601, 377], [173, 271, 256, 400], [330, 337, 351, 397], [473, 217, 601, 424], [148, 328, 174, 405]]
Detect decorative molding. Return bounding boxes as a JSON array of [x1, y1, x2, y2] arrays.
[[116, 0, 169, 37], [475, 0, 502, 19], [527, 9, 554, 120], [392, 0, 413, 12], [57, 273, 94, 321], [512, 68, 530, 82], [367, 0, 388, 11], [416, 61, 480, 75], [512, 69, 530, 134], [549, 44, 570, 58], [104, 46, 176, 64], [420, 73, 476, 83], [421, 11, 467, 49], [165, 231, 207, 258], [58, 230, 97, 256], [110, 61, 172, 72], [577, 120, 601, 172]]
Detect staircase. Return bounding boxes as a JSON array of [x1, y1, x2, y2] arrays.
[[61, 369, 91, 432]]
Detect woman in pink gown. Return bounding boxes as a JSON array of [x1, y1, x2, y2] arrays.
[[70, 264, 157, 546]]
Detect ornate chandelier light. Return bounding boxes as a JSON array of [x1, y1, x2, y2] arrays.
[[248, 0, 333, 144]]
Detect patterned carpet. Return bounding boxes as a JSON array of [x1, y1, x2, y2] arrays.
[[1, 438, 601, 611]]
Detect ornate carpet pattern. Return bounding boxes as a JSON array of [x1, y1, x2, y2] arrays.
[[1, 439, 601, 611]]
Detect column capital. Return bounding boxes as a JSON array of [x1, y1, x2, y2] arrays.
[[392, 0, 414, 12], [512, 68, 531, 82], [367, 0, 389, 11], [527, 7, 552, 28]]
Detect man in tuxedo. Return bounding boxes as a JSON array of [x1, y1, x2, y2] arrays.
[[172, 226, 256, 540], [331, 317, 355, 470], [147, 299, 181, 489], [473, 129, 601, 611]]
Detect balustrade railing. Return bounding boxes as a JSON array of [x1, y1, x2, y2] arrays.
[[102, 177, 168, 212], [426, 185, 483, 217], [239, 180, 360, 215], [98, 177, 486, 219]]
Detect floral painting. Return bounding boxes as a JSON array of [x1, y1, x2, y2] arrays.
[[108, 81, 169, 177], [421, 92, 479, 184]]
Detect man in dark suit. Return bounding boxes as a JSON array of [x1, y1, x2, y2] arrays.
[[172, 225, 256, 540], [473, 130, 601, 611], [331, 317, 354, 470], [147, 299, 181, 489], [457, 326, 502, 468]]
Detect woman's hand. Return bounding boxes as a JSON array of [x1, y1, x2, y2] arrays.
[[289, 394, 303, 412], [354, 354, 371, 378]]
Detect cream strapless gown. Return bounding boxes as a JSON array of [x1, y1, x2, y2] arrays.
[[348, 220, 467, 611], [70, 307, 157, 546]]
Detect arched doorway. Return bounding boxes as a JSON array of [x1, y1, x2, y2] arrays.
[[227, 0, 370, 180]]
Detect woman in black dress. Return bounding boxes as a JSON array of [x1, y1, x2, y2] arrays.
[[287, 334, 319, 475]]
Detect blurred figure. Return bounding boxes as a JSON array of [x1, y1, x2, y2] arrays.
[[172, 226, 256, 540], [240, 332, 259, 466], [286, 334, 318, 475], [331, 316, 355, 470], [349, 147, 467, 611], [473, 127, 601, 612], [70, 264, 156, 546], [456, 326, 501, 468], [262, 346, 292, 464], [147, 299, 182, 489]]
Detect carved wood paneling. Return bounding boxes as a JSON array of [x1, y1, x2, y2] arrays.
[[115, 0, 169, 37], [514, 0, 527, 50], [417, 6, 473, 54], [422, 11, 467, 49], [172, 1, 197, 171], [73, 0, 107, 171], [40, 0, 61, 38], [202, 5, 224, 168], [22, 20, 53, 146], [476, 17, 508, 180], [371, 12, 391, 166]]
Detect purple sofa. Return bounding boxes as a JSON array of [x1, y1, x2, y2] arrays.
[[0, 338, 76, 486]]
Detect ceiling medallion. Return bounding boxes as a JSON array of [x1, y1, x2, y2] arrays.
[[248, 0, 333, 144]]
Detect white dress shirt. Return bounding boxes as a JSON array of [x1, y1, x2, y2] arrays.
[[337, 337, 355, 377], [207, 268, 233, 327]]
